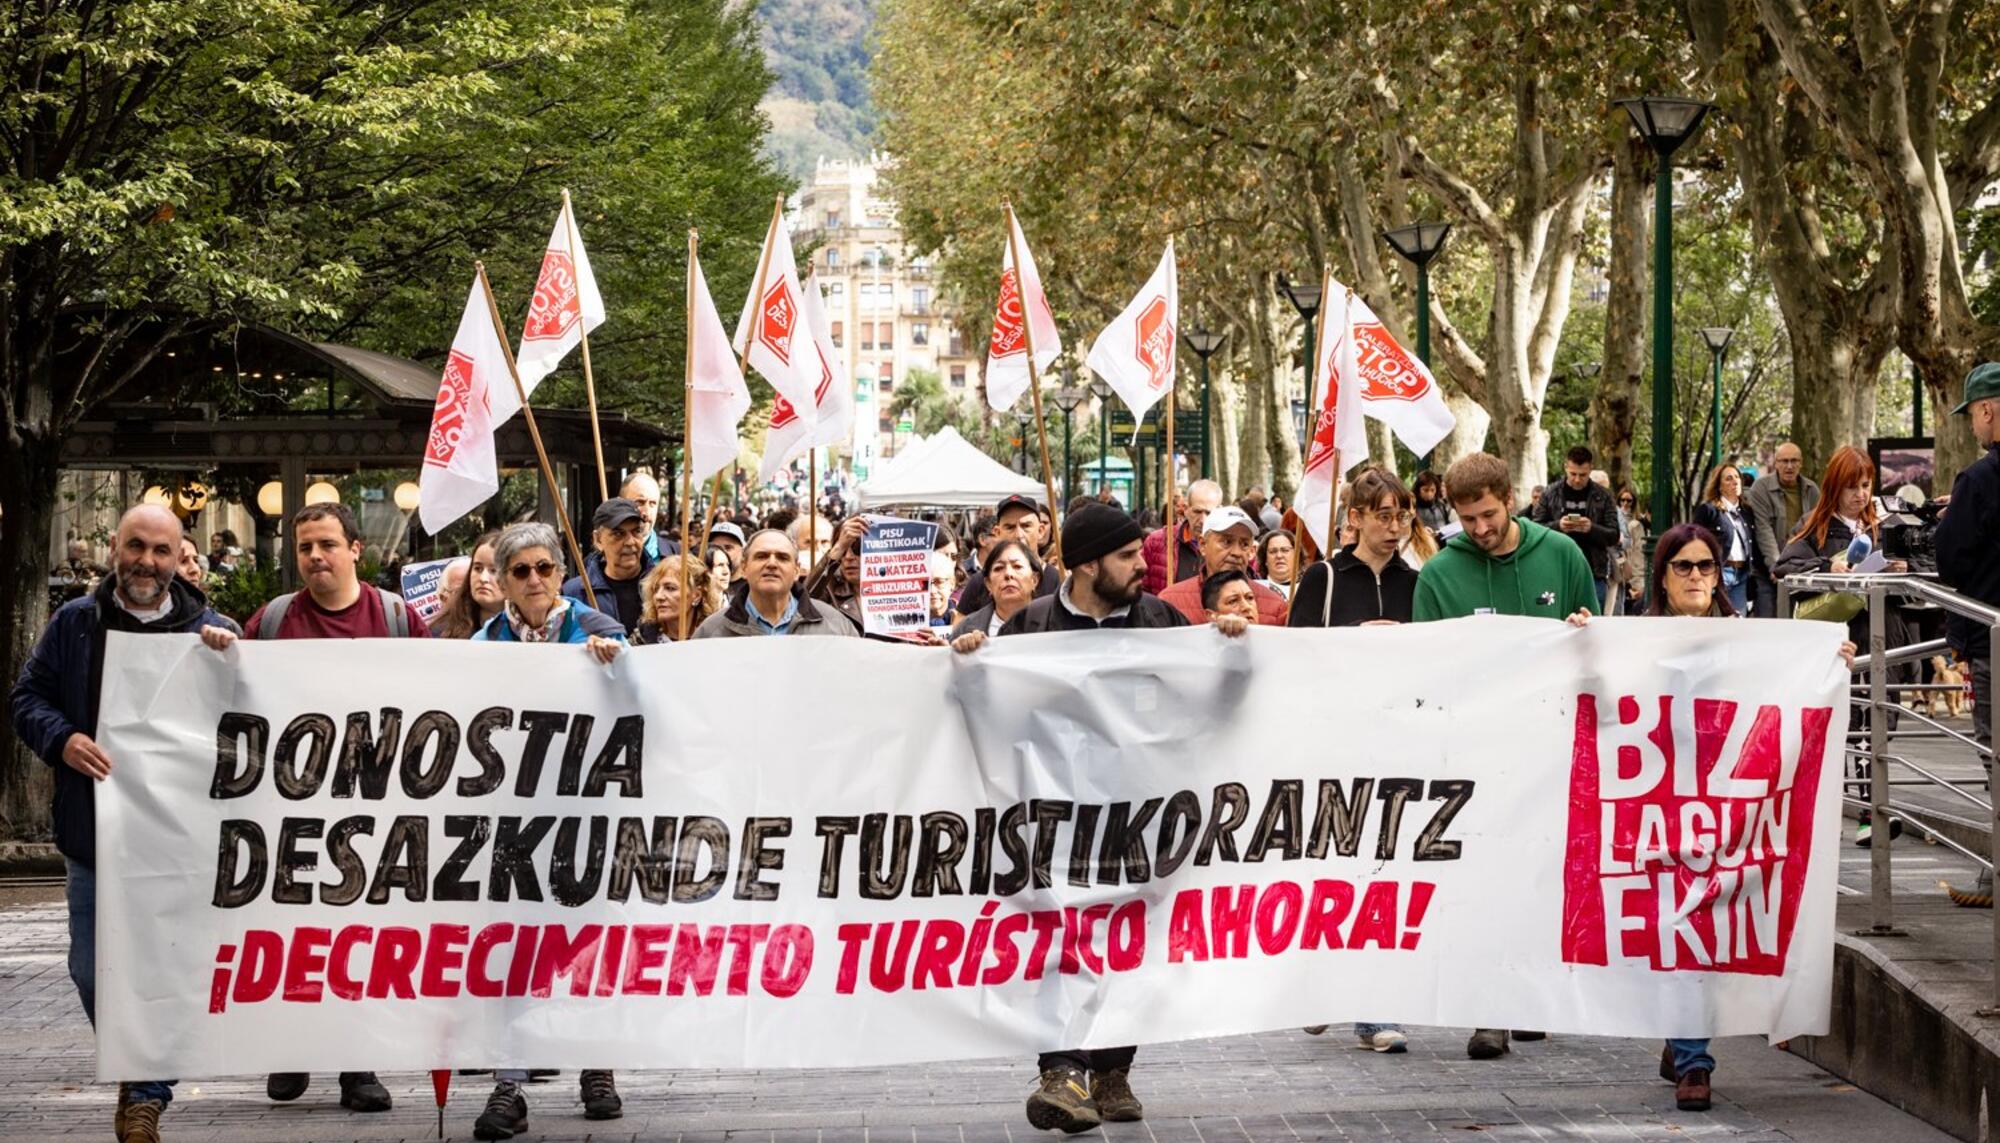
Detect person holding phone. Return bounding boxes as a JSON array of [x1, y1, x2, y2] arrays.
[[1528, 445, 1622, 612]]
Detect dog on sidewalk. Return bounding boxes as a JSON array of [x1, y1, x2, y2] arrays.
[[1928, 654, 1968, 718]]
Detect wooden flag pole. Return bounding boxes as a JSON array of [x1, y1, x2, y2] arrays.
[[679, 230, 698, 641], [807, 446, 817, 563], [698, 472, 725, 560], [476, 261, 598, 610], [1284, 271, 1339, 624], [1002, 201, 1063, 570], [1164, 387, 1178, 585], [562, 188, 609, 503]]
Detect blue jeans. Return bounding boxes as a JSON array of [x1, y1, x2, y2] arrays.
[[67, 860, 175, 1106], [1594, 578, 1610, 613], [1666, 1038, 1714, 1077], [1722, 567, 1749, 615]]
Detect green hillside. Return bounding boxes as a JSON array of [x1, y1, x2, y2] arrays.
[[757, 0, 877, 179]]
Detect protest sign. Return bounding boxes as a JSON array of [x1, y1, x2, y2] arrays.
[[92, 617, 1847, 1077], [398, 558, 457, 624], [858, 515, 938, 640]]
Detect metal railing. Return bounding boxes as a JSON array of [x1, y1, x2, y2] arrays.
[[1778, 572, 2000, 1011]]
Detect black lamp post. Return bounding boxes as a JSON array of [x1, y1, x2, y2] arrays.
[[1088, 377, 1114, 502], [1276, 273, 1323, 456], [1382, 222, 1452, 471], [1617, 94, 1714, 532], [1013, 410, 1033, 475], [1052, 372, 1087, 509], [1185, 325, 1227, 480], [1696, 328, 1733, 470]]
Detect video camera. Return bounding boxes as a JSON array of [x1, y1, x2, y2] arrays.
[[1877, 485, 1943, 572]]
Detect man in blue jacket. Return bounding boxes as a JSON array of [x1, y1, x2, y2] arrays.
[[562, 497, 656, 637], [9, 504, 225, 1143]]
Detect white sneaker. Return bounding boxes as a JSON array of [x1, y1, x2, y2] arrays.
[[1358, 1029, 1408, 1053]]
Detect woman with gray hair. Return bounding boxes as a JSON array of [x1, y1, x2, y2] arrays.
[[472, 523, 624, 656], [467, 520, 626, 1134]]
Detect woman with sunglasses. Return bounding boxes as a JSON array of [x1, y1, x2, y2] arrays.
[[1640, 521, 1853, 1114], [472, 523, 624, 665], [466, 521, 626, 1136], [1613, 488, 1646, 613]]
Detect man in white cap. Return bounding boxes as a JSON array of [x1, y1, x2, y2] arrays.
[[1155, 505, 1288, 625]]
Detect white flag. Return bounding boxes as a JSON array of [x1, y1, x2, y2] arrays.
[[1085, 240, 1178, 421], [984, 210, 1062, 410], [1351, 292, 1456, 457], [1296, 273, 1369, 557], [732, 209, 820, 424], [507, 196, 605, 422], [418, 275, 509, 533], [761, 272, 853, 481], [688, 250, 752, 485]]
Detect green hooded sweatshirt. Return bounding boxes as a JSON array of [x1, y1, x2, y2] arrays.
[[1412, 516, 1599, 622]]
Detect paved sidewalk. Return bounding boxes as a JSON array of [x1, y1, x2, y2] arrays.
[[0, 896, 1956, 1143]]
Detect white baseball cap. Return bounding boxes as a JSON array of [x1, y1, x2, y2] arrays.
[[1203, 505, 1258, 536]]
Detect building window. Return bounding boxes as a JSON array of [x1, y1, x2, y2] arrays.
[[880, 411, 894, 431], [860, 323, 874, 351], [911, 321, 929, 347], [911, 286, 930, 314], [879, 363, 893, 390], [948, 329, 965, 357], [879, 323, 893, 350], [826, 247, 840, 269], [950, 366, 965, 389], [825, 209, 842, 229], [828, 281, 844, 298], [830, 321, 843, 348]]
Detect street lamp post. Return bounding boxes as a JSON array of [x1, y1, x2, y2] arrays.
[[1088, 377, 1114, 502], [1185, 325, 1227, 480], [1617, 94, 1714, 532], [1382, 222, 1453, 470], [1052, 375, 1087, 509], [1276, 274, 1323, 457], [1013, 410, 1033, 475], [1697, 327, 1734, 471]]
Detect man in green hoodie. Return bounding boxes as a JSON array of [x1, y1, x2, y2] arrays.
[[1414, 451, 1599, 624], [1413, 451, 1594, 1062]]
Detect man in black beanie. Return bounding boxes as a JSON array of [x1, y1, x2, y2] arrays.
[[950, 500, 1247, 1131]]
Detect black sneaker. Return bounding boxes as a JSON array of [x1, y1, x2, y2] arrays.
[[580, 1069, 622, 1120], [1466, 1028, 1510, 1059], [1025, 1065, 1100, 1134], [266, 1072, 309, 1102], [473, 1081, 528, 1141], [338, 1071, 392, 1112], [1090, 1067, 1144, 1122]]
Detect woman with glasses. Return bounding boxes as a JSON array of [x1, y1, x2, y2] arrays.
[[432, 531, 504, 639], [1254, 529, 1297, 599], [1692, 463, 1755, 616], [1613, 489, 1647, 613], [465, 520, 625, 1137], [1637, 521, 1853, 1112], [472, 523, 624, 664]]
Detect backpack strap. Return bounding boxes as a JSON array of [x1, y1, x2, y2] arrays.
[[256, 592, 296, 639], [376, 587, 409, 638]]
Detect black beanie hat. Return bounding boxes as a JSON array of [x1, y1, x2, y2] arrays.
[[1061, 501, 1146, 568]]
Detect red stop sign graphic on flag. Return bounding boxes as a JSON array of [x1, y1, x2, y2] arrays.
[[1134, 296, 1174, 392], [1355, 323, 1431, 402], [758, 280, 798, 366], [522, 249, 581, 343], [425, 350, 476, 468], [989, 267, 1026, 359]]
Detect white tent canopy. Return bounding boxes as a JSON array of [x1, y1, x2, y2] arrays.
[[856, 426, 1045, 510]]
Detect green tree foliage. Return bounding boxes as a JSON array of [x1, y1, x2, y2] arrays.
[[0, 0, 785, 832]]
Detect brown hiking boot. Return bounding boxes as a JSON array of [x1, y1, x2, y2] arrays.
[[1659, 1043, 1677, 1083], [123, 1098, 163, 1143], [115, 1083, 130, 1141], [1090, 1067, 1144, 1122], [1025, 1065, 1100, 1134], [1676, 1067, 1713, 1111]]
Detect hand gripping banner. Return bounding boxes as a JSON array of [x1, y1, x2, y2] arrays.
[[91, 617, 1847, 1078]]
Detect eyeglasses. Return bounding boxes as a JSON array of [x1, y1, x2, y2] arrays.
[[508, 560, 560, 581], [1368, 510, 1415, 526], [1668, 558, 1718, 578]]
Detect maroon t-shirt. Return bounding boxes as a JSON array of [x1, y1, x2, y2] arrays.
[[245, 588, 432, 640]]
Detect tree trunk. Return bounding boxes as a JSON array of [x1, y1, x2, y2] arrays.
[[0, 428, 61, 845], [1592, 137, 1651, 498], [1213, 371, 1239, 500], [1787, 317, 1888, 471], [1436, 392, 1491, 471]]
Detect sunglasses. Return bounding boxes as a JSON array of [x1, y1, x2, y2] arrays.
[[508, 560, 560, 581], [1619, 497, 1635, 505], [1668, 558, 1718, 578]]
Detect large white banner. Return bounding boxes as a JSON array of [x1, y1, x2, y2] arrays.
[[93, 618, 1848, 1079]]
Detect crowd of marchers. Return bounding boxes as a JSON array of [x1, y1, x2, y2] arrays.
[[14, 364, 2000, 1141]]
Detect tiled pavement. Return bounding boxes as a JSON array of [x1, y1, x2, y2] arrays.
[[0, 891, 1957, 1143]]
